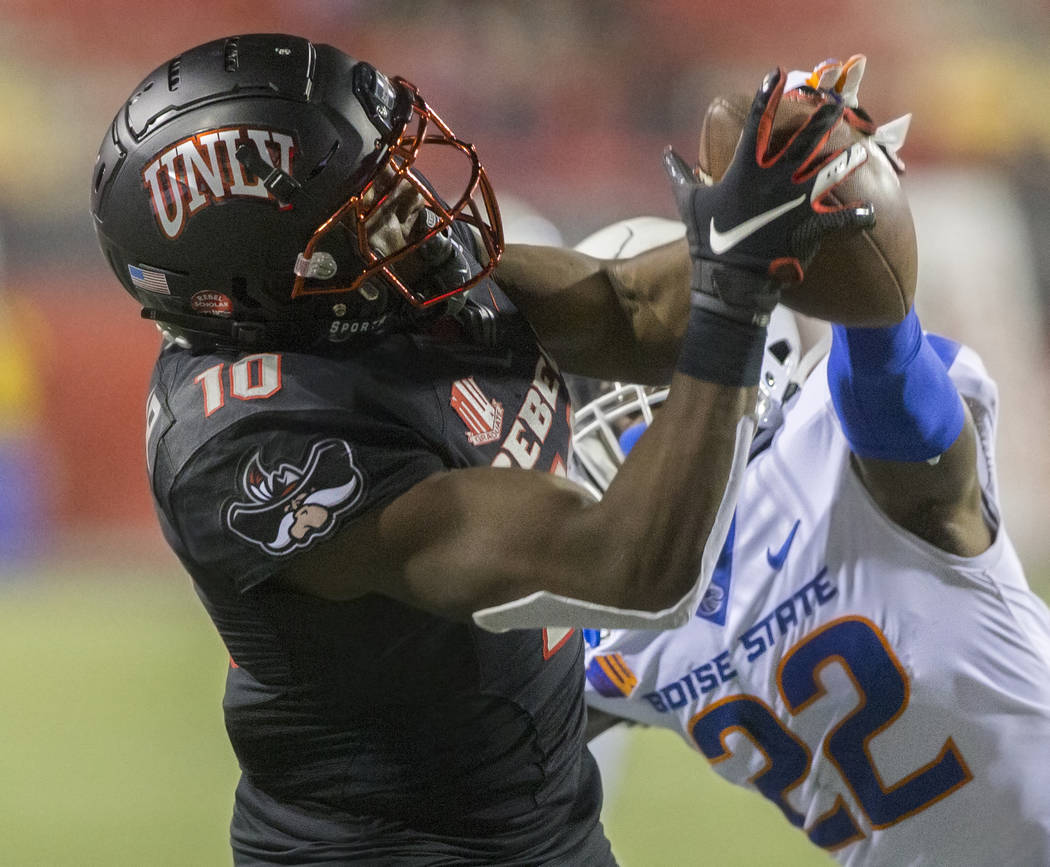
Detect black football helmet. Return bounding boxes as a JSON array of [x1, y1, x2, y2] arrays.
[[90, 33, 504, 351]]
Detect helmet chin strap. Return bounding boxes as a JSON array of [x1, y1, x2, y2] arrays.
[[428, 226, 510, 347], [409, 214, 477, 303], [141, 307, 318, 352]]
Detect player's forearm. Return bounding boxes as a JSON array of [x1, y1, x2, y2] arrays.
[[828, 313, 992, 554], [475, 234, 777, 630], [468, 376, 756, 631], [590, 376, 756, 610], [600, 237, 692, 380]]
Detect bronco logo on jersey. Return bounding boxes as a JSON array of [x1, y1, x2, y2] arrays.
[[225, 438, 364, 556], [586, 652, 638, 698], [695, 513, 736, 626], [142, 126, 297, 239]]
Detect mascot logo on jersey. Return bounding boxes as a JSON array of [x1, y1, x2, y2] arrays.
[[225, 438, 364, 556], [141, 126, 297, 240]]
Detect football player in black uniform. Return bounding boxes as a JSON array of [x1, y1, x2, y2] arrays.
[[90, 34, 872, 865]]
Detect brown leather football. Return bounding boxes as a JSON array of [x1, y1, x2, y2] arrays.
[[697, 91, 916, 325]]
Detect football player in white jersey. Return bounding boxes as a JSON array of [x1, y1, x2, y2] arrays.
[[574, 216, 1050, 865]]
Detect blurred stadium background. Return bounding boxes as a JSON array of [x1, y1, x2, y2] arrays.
[[1, 1, 1048, 863]]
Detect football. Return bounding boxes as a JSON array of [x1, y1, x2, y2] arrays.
[[696, 91, 916, 325]]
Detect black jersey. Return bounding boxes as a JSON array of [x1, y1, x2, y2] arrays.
[[144, 284, 614, 865]]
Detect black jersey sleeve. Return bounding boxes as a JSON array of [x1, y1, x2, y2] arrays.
[[165, 413, 445, 594]]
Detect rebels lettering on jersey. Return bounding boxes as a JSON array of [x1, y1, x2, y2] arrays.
[[142, 126, 296, 239], [491, 351, 565, 472]]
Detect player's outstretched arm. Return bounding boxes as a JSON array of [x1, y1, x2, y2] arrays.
[[276, 69, 873, 629], [828, 316, 992, 556], [275, 373, 754, 624], [785, 54, 990, 555]]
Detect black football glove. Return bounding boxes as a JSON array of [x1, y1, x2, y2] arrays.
[[664, 67, 876, 326]]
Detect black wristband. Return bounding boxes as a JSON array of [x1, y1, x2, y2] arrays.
[[693, 260, 780, 326], [676, 297, 767, 387]]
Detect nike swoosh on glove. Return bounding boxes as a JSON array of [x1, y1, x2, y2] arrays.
[[665, 67, 876, 294]]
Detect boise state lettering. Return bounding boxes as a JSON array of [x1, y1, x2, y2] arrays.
[[142, 126, 297, 239], [224, 438, 364, 555], [637, 568, 838, 713], [642, 649, 738, 713]]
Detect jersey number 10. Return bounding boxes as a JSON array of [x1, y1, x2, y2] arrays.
[[194, 353, 283, 417]]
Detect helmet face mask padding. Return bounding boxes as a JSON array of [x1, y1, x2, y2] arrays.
[[91, 34, 504, 351]]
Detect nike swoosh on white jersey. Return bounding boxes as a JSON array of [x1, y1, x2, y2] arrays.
[[708, 194, 807, 255], [766, 519, 801, 570]]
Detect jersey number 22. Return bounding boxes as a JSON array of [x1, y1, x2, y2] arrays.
[[690, 616, 972, 850]]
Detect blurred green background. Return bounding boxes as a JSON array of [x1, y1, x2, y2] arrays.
[[0, 562, 824, 866], [1, 1, 1048, 864]]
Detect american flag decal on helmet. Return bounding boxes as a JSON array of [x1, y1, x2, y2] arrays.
[[128, 264, 171, 295], [586, 652, 638, 698], [450, 377, 504, 446]]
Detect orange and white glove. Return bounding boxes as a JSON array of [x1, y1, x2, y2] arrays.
[[787, 54, 911, 173], [785, 54, 867, 107]]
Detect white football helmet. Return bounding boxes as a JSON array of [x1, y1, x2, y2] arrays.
[[570, 217, 803, 495]]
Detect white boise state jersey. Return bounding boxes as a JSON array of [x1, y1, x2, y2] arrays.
[[585, 340, 1050, 865]]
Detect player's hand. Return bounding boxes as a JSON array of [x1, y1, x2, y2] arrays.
[[663, 67, 875, 326]]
